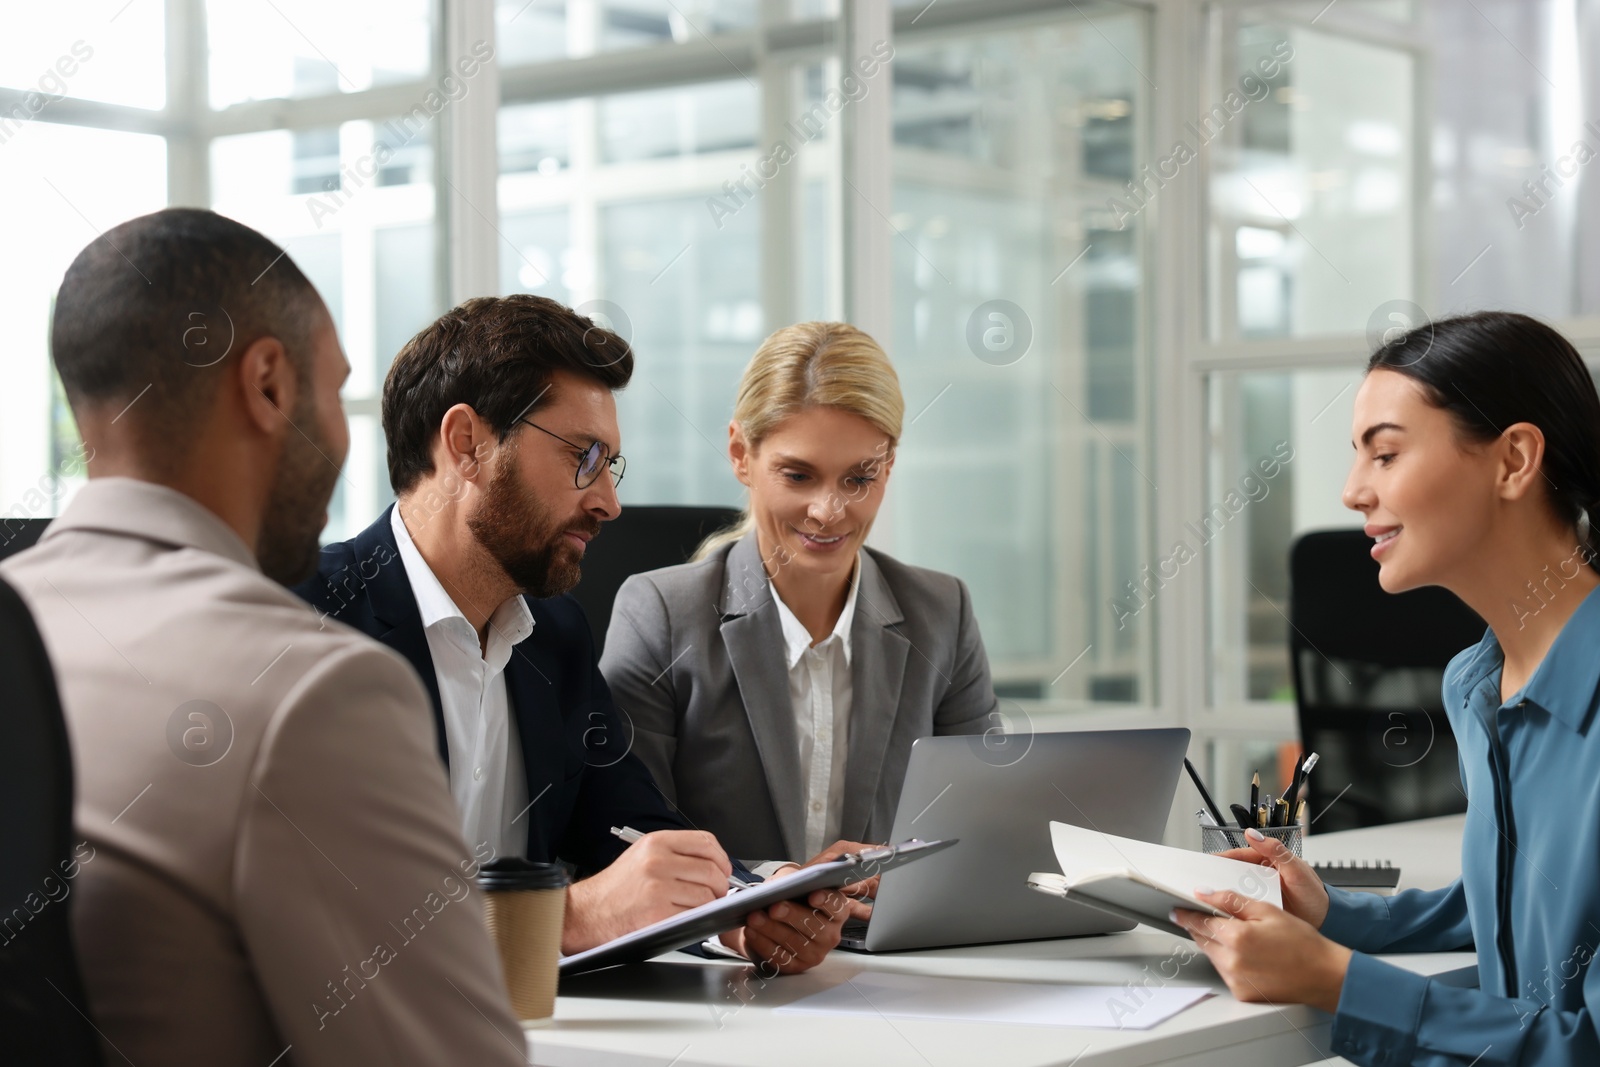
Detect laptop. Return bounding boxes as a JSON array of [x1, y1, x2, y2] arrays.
[[839, 727, 1191, 952]]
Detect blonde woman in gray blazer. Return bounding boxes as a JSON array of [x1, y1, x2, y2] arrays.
[[600, 322, 999, 870]]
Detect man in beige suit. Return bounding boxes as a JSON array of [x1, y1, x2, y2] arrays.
[[0, 209, 527, 1065]]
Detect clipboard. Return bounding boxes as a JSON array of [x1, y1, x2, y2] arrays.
[[558, 838, 957, 976]]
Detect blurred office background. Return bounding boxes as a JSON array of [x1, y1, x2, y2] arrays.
[[4, 0, 1599, 805]]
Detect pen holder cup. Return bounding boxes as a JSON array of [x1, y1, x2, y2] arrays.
[[1200, 823, 1303, 859]]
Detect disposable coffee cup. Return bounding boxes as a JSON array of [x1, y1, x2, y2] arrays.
[[476, 859, 569, 1026]]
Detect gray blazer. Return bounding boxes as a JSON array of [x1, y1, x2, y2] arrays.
[[599, 530, 997, 862]]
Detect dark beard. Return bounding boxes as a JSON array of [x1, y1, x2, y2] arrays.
[[259, 393, 342, 586], [467, 454, 598, 598]]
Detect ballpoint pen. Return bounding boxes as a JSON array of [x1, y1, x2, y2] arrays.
[[611, 825, 747, 890], [1285, 752, 1320, 814]]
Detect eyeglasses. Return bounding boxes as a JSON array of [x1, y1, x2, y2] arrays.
[[519, 419, 626, 489]]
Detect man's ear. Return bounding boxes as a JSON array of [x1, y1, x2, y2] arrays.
[[237, 335, 297, 438], [437, 403, 497, 485], [729, 422, 753, 487], [1498, 422, 1547, 502]]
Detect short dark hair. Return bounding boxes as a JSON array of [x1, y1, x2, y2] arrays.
[[1369, 310, 1600, 571], [51, 208, 323, 455], [382, 294, 633, 494]]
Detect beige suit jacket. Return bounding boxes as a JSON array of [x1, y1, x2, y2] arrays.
[[1, 479, 525, 1066]]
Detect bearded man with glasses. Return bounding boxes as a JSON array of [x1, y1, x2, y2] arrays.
[[295, 294, 845, 971]]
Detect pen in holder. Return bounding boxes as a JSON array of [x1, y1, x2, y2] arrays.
[[1200, 823, 1303, 859]]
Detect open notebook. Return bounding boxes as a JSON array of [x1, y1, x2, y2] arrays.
[[1028, 822, 1282, 939]]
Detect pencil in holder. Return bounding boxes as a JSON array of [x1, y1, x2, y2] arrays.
[[1200, 823, 1303, 858]]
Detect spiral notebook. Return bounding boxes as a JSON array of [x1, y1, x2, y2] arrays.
[[1312, 860, 1401, 895]]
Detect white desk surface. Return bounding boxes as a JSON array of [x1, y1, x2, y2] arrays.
[[529, 815, 1472, 1067]]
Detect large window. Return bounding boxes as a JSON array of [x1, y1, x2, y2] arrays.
[[887, 10, 1152, 703], [7, 0, 1600, 791], [204, 2, 444, 540], [486, 3, 1155, 703], [1207, 14, 1417, 341], [497, 77, 769, 509], [494, 0, 761, 63], [1199, 0, 1600, 788], [210, 114, 440, 539], [0, 3, 169, 518], [205, 0, 434, 108]]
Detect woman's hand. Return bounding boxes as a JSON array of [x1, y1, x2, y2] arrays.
[[1210, 827, 1331, 929], [1171, 889, 1352, 1013]]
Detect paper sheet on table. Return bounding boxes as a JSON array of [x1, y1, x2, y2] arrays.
[[1050, 821, 1282, 910], [775, 972, 1211, 1030]]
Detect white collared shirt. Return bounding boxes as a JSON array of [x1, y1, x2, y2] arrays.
[[390, 506, 534, 860], [768, 556, 861, 861]]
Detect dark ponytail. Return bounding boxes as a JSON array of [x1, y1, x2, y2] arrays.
[[1368, 310, 1600, 574]]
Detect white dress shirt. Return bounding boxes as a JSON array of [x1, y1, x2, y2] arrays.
[[390, 506, 534, 860], [768, 556, 861, 861]]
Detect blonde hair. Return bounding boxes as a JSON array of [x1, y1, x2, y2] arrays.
[[693, 321, 904, 562]]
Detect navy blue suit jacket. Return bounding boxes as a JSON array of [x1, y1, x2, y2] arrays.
[[292, 507, 689, 876]]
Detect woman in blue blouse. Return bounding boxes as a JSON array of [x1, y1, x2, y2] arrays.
[[1172, 310, 1600, 1065]]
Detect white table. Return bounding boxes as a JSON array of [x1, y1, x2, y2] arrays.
[[528, 816, 1471, 1067]]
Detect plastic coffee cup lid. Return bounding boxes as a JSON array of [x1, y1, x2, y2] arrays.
[[476, 858, 571, 891]]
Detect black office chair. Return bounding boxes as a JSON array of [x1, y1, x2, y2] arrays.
[[0, 578, 105, 1066], [1288, 529, 1485, 833], [571, 505, 743, 656], [0, 518, 49, 562]]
